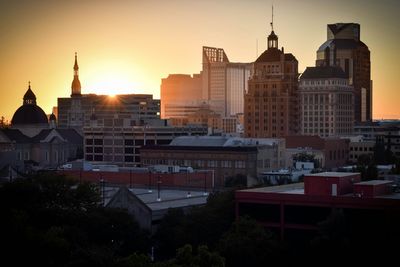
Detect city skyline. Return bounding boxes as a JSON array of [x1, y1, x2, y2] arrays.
[[1, 0, 399, 121]]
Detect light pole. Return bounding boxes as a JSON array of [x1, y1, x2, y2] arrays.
[[203, 171, 208, 196], [148, 170, 152, 193], [100, 178, 105, 206], [157, 175, 161, 201]]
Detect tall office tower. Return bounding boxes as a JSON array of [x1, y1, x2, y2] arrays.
[[160, 74, 202, 119], [316, 23, 372, 122], [244, 22, 299, 138], [299, 66, 354, 137], [202, 46, 252, 117]]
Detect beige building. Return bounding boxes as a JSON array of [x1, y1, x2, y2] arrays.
[[244, 26, 299, 138], [299, 66, 354, 137], [160, 46, 251, 134], [202, 46, 252, 117], [160, 74, 202, 119]]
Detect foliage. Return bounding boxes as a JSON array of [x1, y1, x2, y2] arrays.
[[153, 191, 235, 260], [217, 216, 280, 267], [0, 173, 150, 267], [293, 152, 319, 168], [163, 244, 225, 267], [224, 174, 247, 188]]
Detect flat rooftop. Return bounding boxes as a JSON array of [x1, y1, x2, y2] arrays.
[[355, 180, 393, 186], [237, 182, 400, 200], [129, 188, 208, 211], [104, 186, 208, 211], [307, 172, 359, 177], [239, 183, 305, 194]]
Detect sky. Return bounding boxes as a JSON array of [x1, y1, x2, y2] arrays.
[[0, 0, 399, 121]]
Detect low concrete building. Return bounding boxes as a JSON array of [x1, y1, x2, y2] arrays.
[[105, 186, 208, 232]]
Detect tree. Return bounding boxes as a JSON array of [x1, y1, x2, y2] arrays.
[[217, 216, 279, 267], [293, 152, 319, 168], [224, 174, 247, 188], [153, 191, 235, 260], [0, 173, 151, 266]]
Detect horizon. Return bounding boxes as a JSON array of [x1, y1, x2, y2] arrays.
[[1, 0, 399, 121]]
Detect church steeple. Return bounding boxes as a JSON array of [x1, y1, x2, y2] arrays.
[[71, 52, 82, 97], [267, 5, 278, 50]]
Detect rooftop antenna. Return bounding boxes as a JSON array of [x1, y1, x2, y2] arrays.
[[256, 39, 258, 58], [270, 5, 274, 31]]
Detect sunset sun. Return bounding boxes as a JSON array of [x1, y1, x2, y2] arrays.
[[84, 61, 145, 96]]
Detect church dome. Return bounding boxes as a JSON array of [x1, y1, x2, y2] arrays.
[[11, 84, 48, 125], [11, 105, 49, 125]]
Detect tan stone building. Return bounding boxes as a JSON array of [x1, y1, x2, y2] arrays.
[[299, 66, 354, 137], [245, 26, 299, 138]]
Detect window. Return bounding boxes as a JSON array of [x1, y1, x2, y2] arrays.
[[94, 139, 103, 145], [235, 161, 245, 168]]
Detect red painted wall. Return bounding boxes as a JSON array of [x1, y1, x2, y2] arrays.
[[354, 181, 392, 198], [58, 170, 214, 190], [304, 173, 360, 196]]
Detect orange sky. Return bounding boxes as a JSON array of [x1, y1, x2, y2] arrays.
[[0, 0, 399, 121]]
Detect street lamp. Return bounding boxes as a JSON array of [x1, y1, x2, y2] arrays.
[[148, 170, 152, 193], [100, 178, 105, 206], [203, 171, 208, 196], [157, 175, 161, 201]]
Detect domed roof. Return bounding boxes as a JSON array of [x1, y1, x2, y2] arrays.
[[255, 48, 282, 63], [11, 105, 48, 125], [11, 84, 48, 126]]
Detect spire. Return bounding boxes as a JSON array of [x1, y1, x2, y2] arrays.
[[270, 5, 274, 31], [23, 81, 37, 105], [267, 5, 278, 50], [74, 52, 79, 71], [71, 52, 82, 97]]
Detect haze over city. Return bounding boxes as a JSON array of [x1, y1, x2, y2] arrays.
[[0, 0, 399, 120]]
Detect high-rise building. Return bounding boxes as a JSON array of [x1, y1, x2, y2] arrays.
[[316, 23, 372, 122], [299, 66, 354, 137], [58, 54, 161, 133], [202, 46, 252, 117], [160, 74, 202, 119], [244, 22, 299, 138]]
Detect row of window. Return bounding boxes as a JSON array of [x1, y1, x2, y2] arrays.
[[142, 159, 247, 169]]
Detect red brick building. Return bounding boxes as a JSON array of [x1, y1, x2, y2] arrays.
[[244, 25, 299, 138], [236, 172, 400, 241]]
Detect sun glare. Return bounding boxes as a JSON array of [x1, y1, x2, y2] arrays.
[[84, 61, 145, 96]]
